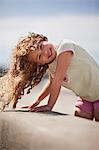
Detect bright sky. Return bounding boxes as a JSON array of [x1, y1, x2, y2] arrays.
[[0, 0, 99, 66], [0, 0, 98, 17]]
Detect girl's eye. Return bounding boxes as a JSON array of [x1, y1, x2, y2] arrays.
[[39, 54, 41, 60], [40, 43, 42, 50]]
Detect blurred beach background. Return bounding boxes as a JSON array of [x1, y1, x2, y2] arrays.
[[0, 0, 99, 114]]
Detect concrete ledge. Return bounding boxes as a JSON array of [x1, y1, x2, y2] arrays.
[[0, 111, 99, 150]]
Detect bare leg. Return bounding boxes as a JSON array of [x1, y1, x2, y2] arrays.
[[93, 100, 99, 121], [74, 107, 94, 120]]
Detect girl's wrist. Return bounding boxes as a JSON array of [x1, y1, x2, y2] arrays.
[[46, 105, 52, 111]]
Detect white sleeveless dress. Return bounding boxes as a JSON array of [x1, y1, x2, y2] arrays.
[[49, 39, 99, 102]]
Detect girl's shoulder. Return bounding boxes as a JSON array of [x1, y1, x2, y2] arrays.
[[57, 39, 75, 54], [58, 39, 76, 46]]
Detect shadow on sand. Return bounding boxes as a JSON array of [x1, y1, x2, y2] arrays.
[[4, 109, 68, 116]]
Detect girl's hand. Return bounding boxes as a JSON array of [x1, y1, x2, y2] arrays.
[[21, 99, 40, 109], [28, 100, 40, 109], [29, 105, 51, 112]]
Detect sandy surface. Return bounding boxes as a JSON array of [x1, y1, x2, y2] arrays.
[[0, 110, 99, 150], [0, 79, 99, 150]]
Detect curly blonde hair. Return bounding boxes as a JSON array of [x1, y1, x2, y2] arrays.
[[10, 32, 49, 108]]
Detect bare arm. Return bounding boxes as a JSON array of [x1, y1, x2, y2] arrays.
[[28, 75, 53, 109], [47, 51, 73, 109], [31, 51, 73, 112], [36, 75, 52, 102]]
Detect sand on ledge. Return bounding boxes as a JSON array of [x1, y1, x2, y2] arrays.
[[0, 85, 99, 150]]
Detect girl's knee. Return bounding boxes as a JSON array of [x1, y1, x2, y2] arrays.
[[74, 107, 94, 120], [94, 109, 99, 121], [75, 99, 94, 120]]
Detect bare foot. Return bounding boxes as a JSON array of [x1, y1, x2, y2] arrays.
[[74, 107, 94, 120]]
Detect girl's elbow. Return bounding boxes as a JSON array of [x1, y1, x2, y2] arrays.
[[56, 76, 64, 84]]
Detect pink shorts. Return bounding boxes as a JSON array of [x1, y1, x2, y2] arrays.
[[75, 98, 99, 114]]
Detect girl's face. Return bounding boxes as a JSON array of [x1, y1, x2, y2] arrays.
[[28, 41, 57, 65]]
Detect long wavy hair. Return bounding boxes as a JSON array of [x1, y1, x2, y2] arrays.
[[10, 33, 49, 108]]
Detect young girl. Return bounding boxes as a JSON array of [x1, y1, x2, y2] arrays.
[[0, 33, 99, 121]]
